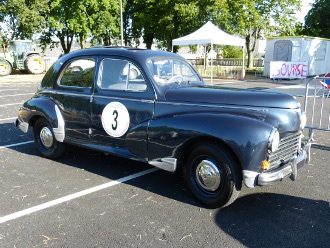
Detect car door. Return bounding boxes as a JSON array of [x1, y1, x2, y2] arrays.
[[53, 57, 96, 143], [91, 57, 155, 160]]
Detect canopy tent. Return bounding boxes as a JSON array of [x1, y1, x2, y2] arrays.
[[172, 21, 245, 80], [172, 21, 245, 47]]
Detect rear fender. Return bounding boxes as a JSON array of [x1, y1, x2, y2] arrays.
[[19, 96, 65, 142]]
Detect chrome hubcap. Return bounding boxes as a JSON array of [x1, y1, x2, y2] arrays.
[[196, 160, 221, 192], [40, 126, 53, 148]]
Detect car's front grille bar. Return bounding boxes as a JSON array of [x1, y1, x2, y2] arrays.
[[268, 132, 301, 170]]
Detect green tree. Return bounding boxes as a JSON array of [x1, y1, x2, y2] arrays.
[[304, 0, 330, 38], [128, 0, 217, 51], [40, 0, 76, 54], [0, 0, 47, 48], [88, 0, 121, 46], [221, 45, 243, 58], [41, 0, 120, 54], [222, 0, 301, 68]]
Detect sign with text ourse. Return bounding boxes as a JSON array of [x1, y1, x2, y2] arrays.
[[270, 61, 308, 79]]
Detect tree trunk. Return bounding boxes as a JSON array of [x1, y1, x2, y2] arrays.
[[59, 32, 73, 54], [245, 30, 258, 68], [79, 34, 86, 49], [247, 49, 254, 68], [144, 33, 154, 49]]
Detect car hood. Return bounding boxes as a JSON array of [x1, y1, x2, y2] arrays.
[[164, 85, 300, 109]]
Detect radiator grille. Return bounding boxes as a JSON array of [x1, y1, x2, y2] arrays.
[[268, 132, 301, 170]]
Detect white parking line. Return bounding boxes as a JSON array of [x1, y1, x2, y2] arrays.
[[0, 141, 34, 149], [0, 93, 34, 98], [0, 117, 16, 122], [0, 102, 23, 107], [0, 167, 159, 224], [0, 89, 19, 92]]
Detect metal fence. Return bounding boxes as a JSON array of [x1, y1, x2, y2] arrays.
[[304, 76, 330, 143], [187, 58, 264, 67]]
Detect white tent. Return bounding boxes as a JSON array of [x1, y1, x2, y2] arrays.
[[172, 21, 245, 47], [172, 21, 245, 80]]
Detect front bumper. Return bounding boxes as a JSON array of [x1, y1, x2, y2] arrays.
[[243, 142, 311, 188]]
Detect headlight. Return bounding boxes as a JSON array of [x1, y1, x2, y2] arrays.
[[300, 111, 307, 129], [268, 129, 280, 152]]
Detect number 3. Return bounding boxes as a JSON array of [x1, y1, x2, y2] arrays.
[[112, 110, 118, 130]]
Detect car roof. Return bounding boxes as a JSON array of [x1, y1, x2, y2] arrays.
[[63, 47, 184, 62]]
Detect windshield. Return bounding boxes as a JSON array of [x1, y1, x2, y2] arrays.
[[9, 41, 31, 54], [146, 58, 203, 86]]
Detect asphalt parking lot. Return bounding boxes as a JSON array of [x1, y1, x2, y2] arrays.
[[0, 74, 329, 247]]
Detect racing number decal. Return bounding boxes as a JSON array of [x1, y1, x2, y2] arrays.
[[112, 110, 118, 130], [101, 102, 130, 137]]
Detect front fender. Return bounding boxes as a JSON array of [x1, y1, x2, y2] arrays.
[[148, 113, 274, 172], [17, 95, 65, 142]]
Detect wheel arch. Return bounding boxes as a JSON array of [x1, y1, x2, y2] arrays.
[[0, 59, 13, 66], [175, 136, 243, 179], [21, 97, 65, 142]]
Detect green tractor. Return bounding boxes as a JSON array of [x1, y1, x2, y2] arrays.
[[0, 40, 46, 76]]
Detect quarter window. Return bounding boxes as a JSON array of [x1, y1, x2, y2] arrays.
[[59, 58, 95, 87], [98, 58, 147, 92]]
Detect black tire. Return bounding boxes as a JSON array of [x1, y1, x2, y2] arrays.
[[25, 55, 45, 74], [184, 143, 242, 208], [0, 60, 12, 76], [33, 118, 66, 159]]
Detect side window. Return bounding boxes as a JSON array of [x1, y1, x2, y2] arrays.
[[59, 58, 95, 87], [98, 58, 147, 92]]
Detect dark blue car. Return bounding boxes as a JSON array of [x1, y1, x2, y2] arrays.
[[16, 47, 310, 208]]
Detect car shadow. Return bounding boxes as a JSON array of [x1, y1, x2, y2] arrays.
[[216, 193, 330, 247], [59, 145, 201, 206], [4, 135, 201, 207], [0, 122, 33, 146], [312, 143, 330, 151]]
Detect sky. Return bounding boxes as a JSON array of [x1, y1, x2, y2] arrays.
[[295, 0, 314, 22]]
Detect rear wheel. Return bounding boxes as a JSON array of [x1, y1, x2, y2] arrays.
[[25, 55, 45, 74], [184, 143, 241, 208], [0, 60, 12, 76], [33, 118, 66, 159]]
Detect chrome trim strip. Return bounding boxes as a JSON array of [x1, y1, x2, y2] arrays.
[[53, 88, 154, 103], [149, 158, 177, 172], [53, 92, 91, 98], [93, 95, 154, 103], [53, 105, 65, 142]]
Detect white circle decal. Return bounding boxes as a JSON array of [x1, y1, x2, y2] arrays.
[[101, 102, 130, 137]]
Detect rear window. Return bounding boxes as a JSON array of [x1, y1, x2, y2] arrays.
[[58, 58, 95, 88]]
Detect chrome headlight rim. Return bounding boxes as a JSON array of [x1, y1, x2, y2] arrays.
[[268, 128, 280, 153]]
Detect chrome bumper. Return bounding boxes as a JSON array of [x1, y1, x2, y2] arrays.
[[243, 143, 310, 188]]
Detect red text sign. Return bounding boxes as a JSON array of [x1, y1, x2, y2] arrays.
[[270, 61, 308, 79]]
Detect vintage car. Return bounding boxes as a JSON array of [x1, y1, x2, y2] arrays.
[[16, 47, 310, 208]]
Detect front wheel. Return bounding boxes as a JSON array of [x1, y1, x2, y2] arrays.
[[33, 118, 66, 159], [184, 143, 242, 208]]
